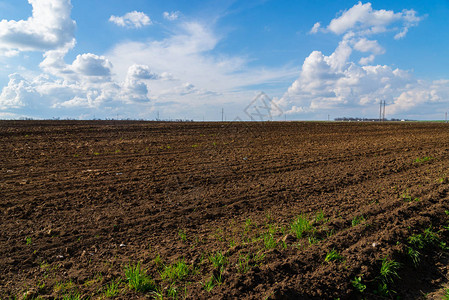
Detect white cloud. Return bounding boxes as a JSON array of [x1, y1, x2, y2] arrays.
[[0, 0, 76, 54], [0, 73, 37, 109], [0, 54, 153, 116], [121, 64, 158, 103], [326, 2, 421, 37], [163, 11, 180, 21], [4, 50, 19, 57], [106, 21, 296, 95], [311, 2, 423, 66], [358, 54, 375, 65], [109, 11, 152, 29], [388, 81, 449, 114], [0, 18, 298, 120], [310, 22, 321, 34], [127, 64, 159, 80], [281, 41, 448, 118], [71, 54, 112, 77], [279, 2, 436, 118], [353, 38, 385, 54]]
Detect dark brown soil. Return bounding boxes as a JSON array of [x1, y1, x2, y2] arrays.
[[2, 121, 449, 299]]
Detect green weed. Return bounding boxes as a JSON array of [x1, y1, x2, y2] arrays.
[[253, 251, 266, 264], [25, 237, 32, 245], [203, 276, 216, 292], [325, 249, 343, 262], [408, 233, 425, 249], [209, 251, 227, 270], [379, 258, 400, 284], [61, 292, 82, 300], [406, 226, 444, 266], [263, 233, 277, 249], [414, 156, 434, 163], [351, 276, 366, 293], [161, 259, 190, 283], [237, 254, 251, 274], [351, 215, 365, 227], [423, 227, 440, 245], [373, 257, 400, 297], [167, 283, 178, 298], [153, 255, 163, 269], [308, 236, 319, 245], [401, 190, 419, 202], [315, 210, 325, 222], [178, 229, 187, 242], [103, 280, 120, 297], [244, 218, 254, 232], [291, 215, 314, 239], [375, 282, 392, 297], [54, 280, 75, 293], [406, 246, 421, 267], [124, 262, 155, 292]]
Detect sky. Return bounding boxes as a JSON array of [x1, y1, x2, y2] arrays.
[[0, 0, 448, 121]]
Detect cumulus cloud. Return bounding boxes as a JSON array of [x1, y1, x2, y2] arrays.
[[282, 49, 412, 113], [353, 38, 385, 54], [121, 64, 159, 103], [327, 2, 421, 37], [0, 55, 153, 116], [0, 73, 38, 109], [0, 17, 297, 120], [281, 40, 448, 118], [0, 0, 76, 54], [126, 64, 158, 80], [109, 11, 152, 28], [358, 54, 375, 65], [39, 41, 113, 82], [71, 54, 112, 77], [311, 2, 424, 66], [310, 22, 321, 34], [279, 2, 447, 119], [163, 11, 180, 21]]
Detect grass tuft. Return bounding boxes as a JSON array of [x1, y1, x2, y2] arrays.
[[351, 215, 366, 227], [379, 257, 400, 284], [161, 259, 190, 283], [324, 249, 343, 262], [263, 233, 277, 249], [209, 251, 227, 270], [103, 280, 120, 297], [124, 262, 155, 292], [291, 215, 314, 239]]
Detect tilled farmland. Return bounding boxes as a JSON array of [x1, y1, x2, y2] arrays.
[[2, 121, 449, 299]]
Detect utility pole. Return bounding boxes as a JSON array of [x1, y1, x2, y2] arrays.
[[379, 100, 382, 122], [221, 108, 224, 122]]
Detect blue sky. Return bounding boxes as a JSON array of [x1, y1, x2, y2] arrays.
[[0, 0, 448, 120]]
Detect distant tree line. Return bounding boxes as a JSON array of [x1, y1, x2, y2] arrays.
[[15, 117, 196, 122], [334, 117, 412, 122]]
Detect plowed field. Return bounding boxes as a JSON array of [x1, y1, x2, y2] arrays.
[[2, 121, 449, 299]]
